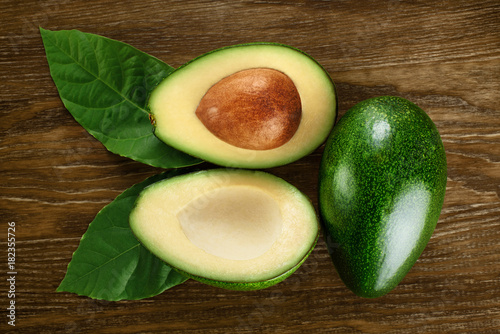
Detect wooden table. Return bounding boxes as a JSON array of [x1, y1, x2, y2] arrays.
[[1, 1, 499, 333]]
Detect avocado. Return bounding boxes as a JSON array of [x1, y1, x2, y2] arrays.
[[148, 43, 337, 168], [318, 96, 447, 298], [130, 169, 319, 290]]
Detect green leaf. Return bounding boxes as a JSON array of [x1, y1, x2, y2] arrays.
[[40, 28, 202, 168], [57, 170, 190, 300]]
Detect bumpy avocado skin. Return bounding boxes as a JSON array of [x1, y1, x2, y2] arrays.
[[319, 96, 447, 298]]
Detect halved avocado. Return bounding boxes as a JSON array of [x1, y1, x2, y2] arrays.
[[129, 169, 319, 290], [148, 43, 337, 169]]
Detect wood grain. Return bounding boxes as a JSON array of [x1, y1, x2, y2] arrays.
[[1, 0, 499, 333]]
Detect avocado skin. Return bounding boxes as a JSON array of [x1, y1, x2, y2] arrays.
[[319, 96, 447, 298]]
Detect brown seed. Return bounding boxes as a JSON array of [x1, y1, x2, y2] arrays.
[[195, 68, 302, 150]]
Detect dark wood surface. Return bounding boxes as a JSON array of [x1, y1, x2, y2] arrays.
[[1, 1, 499, 333]]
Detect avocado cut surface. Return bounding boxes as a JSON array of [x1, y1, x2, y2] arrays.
[[148, 43, 337, 168], [318, 96, 447, 298], [130, 169, 319, 290], [177, 185, 283, 261]]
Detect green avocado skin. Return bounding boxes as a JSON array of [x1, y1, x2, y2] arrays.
[[319, 96, 447, 298]]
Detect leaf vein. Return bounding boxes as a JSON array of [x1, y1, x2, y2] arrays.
[[64, 243, 140, 286], [48, 32, 147, 115]]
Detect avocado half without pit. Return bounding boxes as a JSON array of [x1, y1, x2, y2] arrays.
[[130, 169, 319, 290], [148, 43, 337, 168]]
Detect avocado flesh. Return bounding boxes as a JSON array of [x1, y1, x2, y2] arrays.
[[148, 43, 337, 169], [319, 96, 447, 298], [177, 185, 283, 261], [130, 169, 319, 290]]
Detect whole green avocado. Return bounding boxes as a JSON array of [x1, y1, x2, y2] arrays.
[[319, 96, 447, 298]]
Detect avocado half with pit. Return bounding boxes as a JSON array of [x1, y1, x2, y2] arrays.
[[129, 169, 319, 290], [148, 43, 337, 169]]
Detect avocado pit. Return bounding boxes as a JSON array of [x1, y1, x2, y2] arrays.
[[195, 68, 302, 150]]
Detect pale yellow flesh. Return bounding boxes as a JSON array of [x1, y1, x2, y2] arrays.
[[129, 170, 318, 282], [150, 45, 336, 168], [177, 186, 283, 261]]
